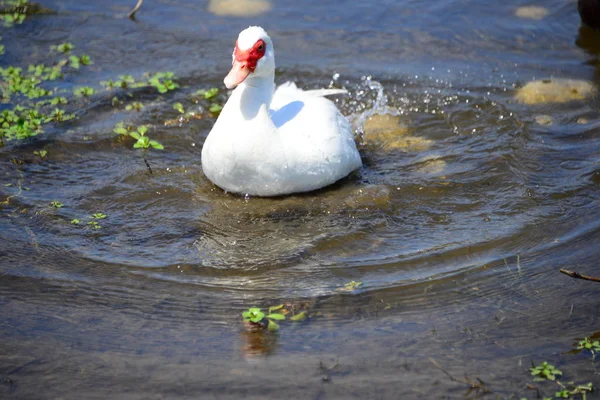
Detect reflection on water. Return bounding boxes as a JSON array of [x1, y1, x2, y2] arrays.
[[1, 0, 600, 398]]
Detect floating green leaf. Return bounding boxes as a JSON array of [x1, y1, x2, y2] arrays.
[[173, 102, 184, 113], [530, 361, 562, 381], [269, 304, 284, 313], [267, 320, 280, 331], [209, 103, 222, 114], [73, 86, 95, 97], [242, 307, 265, 323], [290, 311, 307, 321], [266, 313, 285, 321]]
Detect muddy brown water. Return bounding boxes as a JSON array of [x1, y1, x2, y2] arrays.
[[1, 0, 600, 398]]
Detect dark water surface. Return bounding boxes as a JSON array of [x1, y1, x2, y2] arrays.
[[1, 0, 600, 398]]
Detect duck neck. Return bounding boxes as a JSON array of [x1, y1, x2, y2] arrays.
[[230, 75, 275, 121]]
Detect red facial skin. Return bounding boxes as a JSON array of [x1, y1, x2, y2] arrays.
[[233, 39, 266, 72], [224, 39, 267, 89]]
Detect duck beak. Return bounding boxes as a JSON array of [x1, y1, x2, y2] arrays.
[[224, 59, 250, 89]]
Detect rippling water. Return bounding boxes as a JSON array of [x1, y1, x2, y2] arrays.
[[1, 0, 600, 398]]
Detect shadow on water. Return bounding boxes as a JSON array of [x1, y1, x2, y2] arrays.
[[1, 0, 600, 399]]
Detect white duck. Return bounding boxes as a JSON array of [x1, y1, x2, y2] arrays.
[[201, 26, 362, 196]]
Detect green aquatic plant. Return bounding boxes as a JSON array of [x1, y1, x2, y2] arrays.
[[242, 306, 286, 331], [337, 280, 363, 292], [173, 102, 184, 113], [148, 71, 179, 94], [0, 41, 93, 143], [48, 108, 74, 122], [190, 87, 225, 118], [49, 200, 63, 208], [530, 361, 562, 381], [113, 122, 163, 150], [50, 96, 68, 105], [290, 311, 307, 321], [194, 87, 219, 100], [73, 86, 95, 97], [0, 107, 43, 140], [125, 101, 144, 112], [101, 75, 142, 90], [208, 103, 222, 114], [90, 213, 106, 219], [554, 382, 593, 400], [0, 37, 4, 55], [576, 337, 600, 357], [33, 149, 47, 158], [1, 0, 29, 27], [87, 220, 100, 229], [50, 42, 74, 54], [242, 307, 265, 323], [70, 218, 79, 224]]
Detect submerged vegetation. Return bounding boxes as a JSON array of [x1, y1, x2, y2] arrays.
[[0, 39, 89, 143], [242, 306, 286, 331], [0, 14, 181, 149]]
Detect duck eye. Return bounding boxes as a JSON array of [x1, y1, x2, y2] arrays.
[[258, 44, 264, 51]]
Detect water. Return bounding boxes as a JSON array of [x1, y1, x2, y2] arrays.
[[1, 0, 600, 398]]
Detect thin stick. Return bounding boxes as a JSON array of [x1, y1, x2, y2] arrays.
[[144, 157, 153, 175], [428, 357, 489, 393], [560, 269, 600, 283], [128, 0, 144, 19]]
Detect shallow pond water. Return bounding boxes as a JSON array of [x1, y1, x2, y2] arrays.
[[1, 0, 600, 398]]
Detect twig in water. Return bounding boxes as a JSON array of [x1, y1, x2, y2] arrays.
[[128, 0, 144, 19], [319, 359, 339, 383], [428, 357, 489, 395], [144, 157, 153, 175], [560, 269, 600, 283]]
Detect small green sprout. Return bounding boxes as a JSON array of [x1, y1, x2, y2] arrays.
[[530, 361, 562, 381], [148, 71, 179, 94], [576, 337, 600, 355], [71, 218, 80, 224], [74, 86, 95, 97], [34, 149, 47, 158], [125, 101, 144, 112], [113, 122, 128, 135], [209, 103, 223, 114], [242, 307, 286, 331], [68, 55, 80, 69], [87, 220, 101, 229], [338, 281, 363, 292], [50, 96, 68, 105], [48, 108, 74, 122], [129, 125, 164, 150], [116, 75, 137, 89], [194, 87, 219, 100], [173, 102, 185, 113], [101, 79, 116, 89], [79, 55, 92, 66], [49, 201, 63, 208], [242, 307, 265, 323], [51, 42, 75, 54], [90, 213, 107, 219]]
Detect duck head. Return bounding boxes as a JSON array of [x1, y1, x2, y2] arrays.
[[224, 26, 275, 89]]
